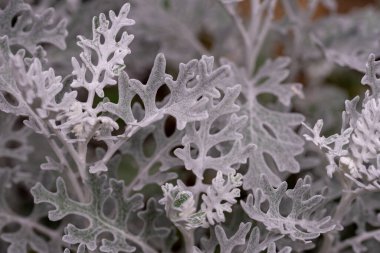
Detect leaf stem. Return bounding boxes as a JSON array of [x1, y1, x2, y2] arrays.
[[218, 0, 277, 73], [178, 227, 195, 253], [101, 125, 142, 165], [24, 104, 85, 202], [318, 173, 362, 253], [334, 228, 380, 252]]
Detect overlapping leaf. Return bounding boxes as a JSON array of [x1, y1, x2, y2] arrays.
[[0, 0, 67, 53], [0, 36, 76, 123], [174, 85, 254, 179], [104, 54, 229, 130], [304, 54, 380, 189], [241, 175, 335, 243], [201, 171, 243, 225], [53, 3, 134, 141], [70, 3, 134, 97], [31, 174, 170, 253], [227, 58, 304, 189], [120, 115, 183, 192], [312, 8, 380, 73], [195, 222, 290, 253], [0, 112, 33, 162], [0, 170, 64, 253]]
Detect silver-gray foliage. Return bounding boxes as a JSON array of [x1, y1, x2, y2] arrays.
[[3, 0, 380, 252], [241, 175, 335, 243]]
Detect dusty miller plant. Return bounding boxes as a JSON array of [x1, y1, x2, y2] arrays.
[[1, 0, 380, 252]]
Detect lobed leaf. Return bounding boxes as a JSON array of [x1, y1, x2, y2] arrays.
[[104, 54, 229, 130], [31, 175, 170, 253], [174, 85, 255, 179], [226, 58, 304, 189], [0, 0, 67, 53], [241, 175, 335, 243]]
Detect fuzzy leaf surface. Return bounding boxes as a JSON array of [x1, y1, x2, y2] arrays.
[[227, 58, 304, 189], [0, 0, 67, 53], [0, 170, 64, 253], [120, 115, 183, 192], [174, 85, 254, 179], [104, 54, 229, 130], [31, 175, 169, 253], [241, 175, 335, 242]]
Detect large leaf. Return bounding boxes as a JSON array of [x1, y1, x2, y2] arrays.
[[104, 54, 229, 130], [174, 85, 254, 179], [195, 222, 290, 253], [227, 58, 304, 189], [31, 175, 170, 253], [0, 170, 64, 253], [241, 175, 335, 243]]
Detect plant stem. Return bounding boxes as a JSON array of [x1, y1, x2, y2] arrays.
[[218, 0, 277, 73], [77, 141, 88, 181], [178, 227, 195, 253], [45, 137, 85, 202], [101, 125, 141, 165], [24, 104, 85, 202], [318, 191, 356, 252], [124, 132, 181, 194], [248, 0, 277, 72], [334, 228, 380, 252], [217, 0, 251, 70], [318, 175, 361, 253]]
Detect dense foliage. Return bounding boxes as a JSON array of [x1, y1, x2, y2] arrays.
[[1, 0, 380, 252]]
